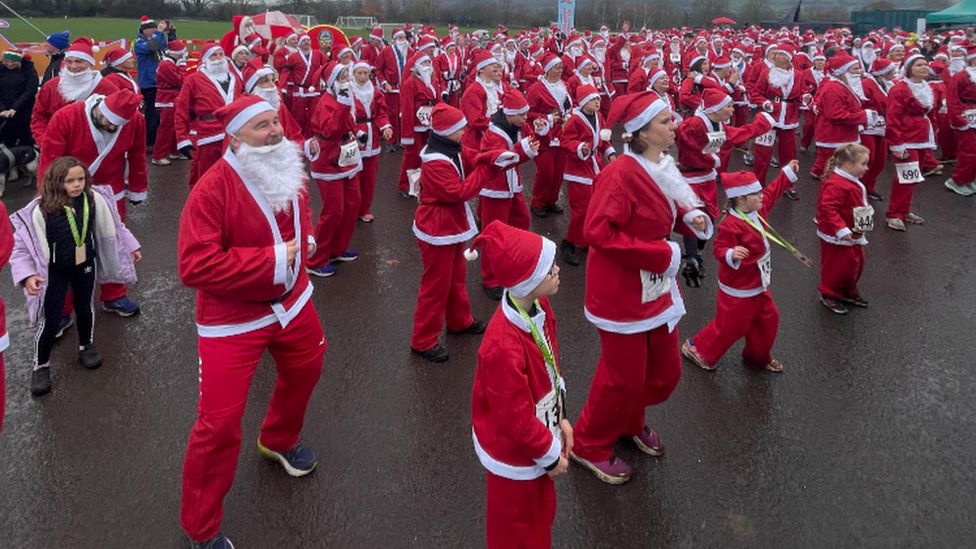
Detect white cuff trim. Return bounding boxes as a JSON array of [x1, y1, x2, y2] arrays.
[[533, 433, 562, 468], [665, 241, 681, 278], [273, 243, 288, 285], [725, 248, 742, 270]]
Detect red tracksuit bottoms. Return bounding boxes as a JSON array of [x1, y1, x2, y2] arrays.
[[398, 136, 428, 193], [818, 241, 865, 301], [485, 472, 555, 549], [565, 182, 592, 248], [951, 130, 976, 185], [886, 150, 922, 220], [180, 302, 326, 542], [411, 241, 474, 351], [189, 142, 223, 188], [531, 147, 566, 210], [573, 326, 682, 461], [861, 135, 886, 194], [152, 107, 177, 161], [693, 290, 779, 367], [287, 95, 318, 136], [385, 92, 401, 145], [478, 195, 531, 287], [753, 128, 796, 184], [310, 175, 362, 267], [358, 155, 380, 217]]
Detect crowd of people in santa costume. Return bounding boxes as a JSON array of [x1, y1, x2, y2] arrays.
[[1, 13, 976, 549]]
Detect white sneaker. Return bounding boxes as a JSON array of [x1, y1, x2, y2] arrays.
[[151, 158, 171, 166], [886, 217, 906, 231], [25, 156, 38, 174]]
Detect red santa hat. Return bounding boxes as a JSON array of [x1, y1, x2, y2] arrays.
[[827, 52, 859, 76], [217, 95, 276, 136], [65, 37, 98, 66], [575, 54, 596, 72], [104, 48, 133, 68], [967, 45, 976, 61], [591, 36, 607, 49], [298, 33, 312, 44], [575, 84, 600, 108], [723, 171, 763, 199], [167, 39, 186, 55], [712, 55, 731, 69], [869, 58, 895, 76], [350, 36, 364, 48], [565, 33, 584, 50], [772, 43, 794, 59], [333, 45, 354, 62], [502, 90, 529, 115], [700, 88, 732, 114], [901, 53, 927, 78], [607, 91, 670, 133], [369, 27, 384, 41], [243, 59, 275, 93], [97, 89, 141, 125], [231, 44, 250, 59], [431, 103, 467, 137], [647, 67, 668, 88], [320, 61, 346, 90], [199, 40, 223, 64], [541, 53, 563, 74], [441, 35, 456, 49], [642, 48, 661, 64], [463, 221, 557, 298], [392, 28, 406, 40], [139, 16, 155, 31], [417, 36, 437, 52], [473, 50, 500, 73]]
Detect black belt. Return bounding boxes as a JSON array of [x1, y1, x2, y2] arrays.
[[199, 114, 217, 121], [268, 287, 293, 305], [773, 97, 797, 103], [356, 118, 374, 123]]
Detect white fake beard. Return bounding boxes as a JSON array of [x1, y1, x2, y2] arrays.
[[352, 80, 375, 111], [768, 67, 792, 89], [569, 47, 582, 59], [204, 59, 230, 81], [395, 40, 409, 57], [845, 73, 867, 101], [235, 139, 306, 213], [906, 79, 933, 110], [417, 65, 433, 88], [252, 86, 281, 110], [506, 51, 516, 65], [620, 50, 630, 62], [861, 49, 876, 66], [645, 153, 703, 209], [58, 69, 97, 102], [967, 67, 976, 86], [593, 50, 606, 64], [950, 58, 965, 74]]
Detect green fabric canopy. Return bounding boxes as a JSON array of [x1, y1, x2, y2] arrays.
[[927, 0, 976, 24]]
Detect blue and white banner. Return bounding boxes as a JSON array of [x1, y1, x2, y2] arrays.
[[557, 0, 575, 35]]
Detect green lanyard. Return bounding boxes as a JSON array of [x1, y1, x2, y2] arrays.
[[65, 195, 90, 248], [510, 297, 562, 387], [734, 209, 813, 266]]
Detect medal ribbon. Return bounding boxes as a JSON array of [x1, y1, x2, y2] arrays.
[[65, 195, 90, 248], [735, 208, 811, 265], [510, 298, 562, 387]]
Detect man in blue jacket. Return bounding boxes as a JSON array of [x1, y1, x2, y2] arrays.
[[134, 16, 177, 148]]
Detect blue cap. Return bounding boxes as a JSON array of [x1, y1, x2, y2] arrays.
[[46, 31, 70, 50]]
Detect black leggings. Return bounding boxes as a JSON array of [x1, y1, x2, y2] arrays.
[[35, 261, 96, 366]]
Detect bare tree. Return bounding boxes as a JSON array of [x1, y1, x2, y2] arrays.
[[179, 0, 214, 17], [739, 0, 773, 25]]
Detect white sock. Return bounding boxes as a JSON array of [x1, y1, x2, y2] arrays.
[[33, 363, 50, 371]]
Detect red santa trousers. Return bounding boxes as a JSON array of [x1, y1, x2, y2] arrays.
[[734, 106, 750, 128], [530, 147, 566, 210], [478, 195, 531, 288], [152, 107, 177, 161], [0, 354, 5, 433], [886, 150, 923, 220], [384, 92, 401, 145], [800, 111, 816, 150], [358, 155, 380, 217], [287, 96, 318, 135], [566, 182, 593, 247], [920, 149, 939, 171], [189, 142, 223, 188], [411, 241, 475, 351], [309, 175, 362, 268], [939, 116, 957, 161], [951, 130, 976, 184], [753, 128, 796, 184], [485, 472, 555, 549], [818, 241, 865, 301], [693, 290, 779, 367], [861, 135, 887, 194], [180, 302, 326, 542], [397, 136, 428, 193], [812, 146, 836, 178], [573, 326, 682, 462]]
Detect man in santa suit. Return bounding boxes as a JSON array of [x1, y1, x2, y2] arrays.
[[526, 54, 572, 217], [175, 42, 240, 187], [375, 28, 414, 151], [30, 37, 119, 146], [151, 40, 187, 166], [361, 27, 385, 65], [560, 34, 585, 81], [241, 59, 305, 144], [438, 37, 464, 107], [810, 52, 872, 180], [944, 46, 976, 196], [748, 44, 808, 184], [100, 48, 140, 93], [177, 96, 326, 549], [460, 51, 505, 169], [350, 60, 393, 222], [861, 58, 895, 200], [607, 33, 633, 97], [799, 51, 826, 153], [626, 49, 664, 94], [39, 89, 146, 316], [280, 34, 327, 135], [273, 33, 299, 112], [398, 51, 442, 197]]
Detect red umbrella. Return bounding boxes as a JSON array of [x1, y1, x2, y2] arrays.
[[243, 11, 303, 40], [712, 17, 737, 26]]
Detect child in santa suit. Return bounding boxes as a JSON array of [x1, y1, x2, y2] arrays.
[[681, 162, 800, 373], [559, 84, 616, 267], [476, 90, 546, 300], [411, 104, 493, 363], [816, 144, 874, 315], [468, 220, 571, 549]]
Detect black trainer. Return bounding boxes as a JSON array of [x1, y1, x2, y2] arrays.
[[840, 296, 869, 308], [78, 344, 103, 370], [447, 319, 486, 335], [819, 295, 848, 315], [546, 203, 564, 214], [867, 191, 884, 202], [530, 207, 548, 218], [412, 344, 449, 363], [561, 240, 581, 266], [483, 285, 504, 301], [30, 368, 51, 397], [190, 533, 235, 549], [682, 258, 703, 288]]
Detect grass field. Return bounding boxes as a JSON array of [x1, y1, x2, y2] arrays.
[[0, 17, 493, 45]]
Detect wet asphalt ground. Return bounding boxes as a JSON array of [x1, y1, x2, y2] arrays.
[[0, 144, 974, 548]]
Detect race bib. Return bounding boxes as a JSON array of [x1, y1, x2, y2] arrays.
[[895, 161, 924, 184], [964, 109, 976, 128], [338, 140, 361, 167], [873, 116, 886, 130], [703, 130, 727, 155], [852, 205, 875, 233], [407, 168, 421, 197], [535, 389, 561, 438], [640, 270, 672, 303], [755, 129, 776, 148], [758, 251, 772, 289], [416, 105, 433, 127], [670, 53, 681, 64]]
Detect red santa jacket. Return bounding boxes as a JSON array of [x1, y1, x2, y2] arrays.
[[436, 51, 463, 94], [947, 69, 976, 131], [281, 49, 327, 98], [886, 80, 936, 154], [525, 78, 572, 149], [308, 92, 361, 181], [102, 70, 139, 94], [460, 78, 504, 153], [676, 111, 773, 180], [352, 85, 392, 157], [30, 73, 119, 146], [813, 78, 867, 148], [816, 168, 871, 247], [478, 117, 542, 199], [413, 141, 491, 246], [560, 108, 614, 185], [375, 44, 413, 91], [175, 70, 240, 150], [583, 153, 712, 334], [39, 95, 148, 202], [714, 167, 797, 298], [471, 295, 564, 480], [749, 65, 807, 129], [177, 151, 315, 336], [607, 36, 631, 85], [678, 74, 724, 112], [154, 58, 184, 108], [399, 72, 440, 146], [861, 76, 889, 137]]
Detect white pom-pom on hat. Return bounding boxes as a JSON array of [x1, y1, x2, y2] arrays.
[[92, 45, 100, 53], [464, 248, 479, 261]]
